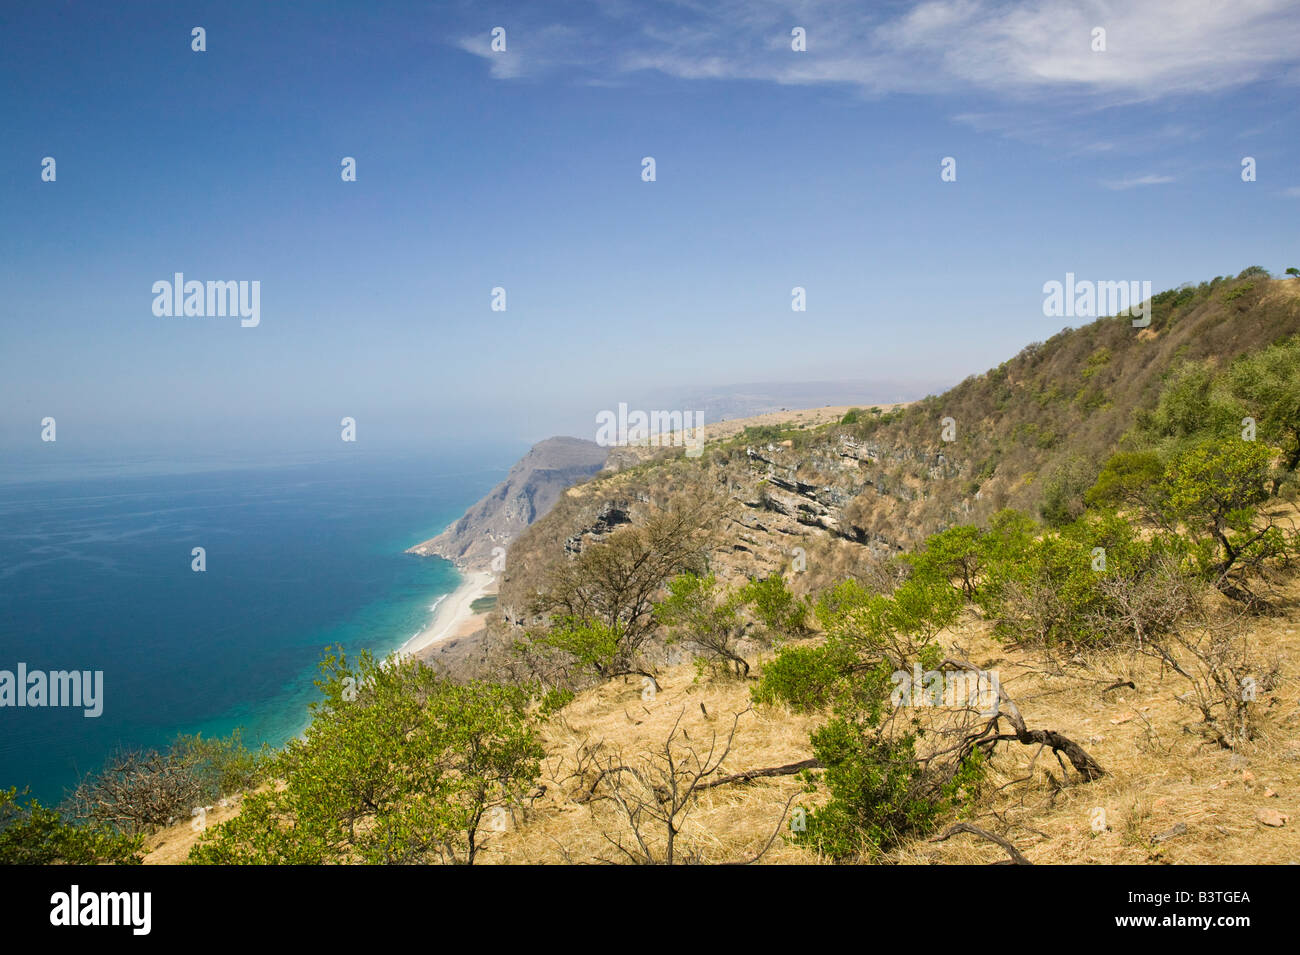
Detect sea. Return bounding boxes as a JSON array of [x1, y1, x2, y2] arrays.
[[0, 445, 518, 805]]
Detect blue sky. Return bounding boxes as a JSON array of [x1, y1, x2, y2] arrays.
[[2, 0, 1299, 460]]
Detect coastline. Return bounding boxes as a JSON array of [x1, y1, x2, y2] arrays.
[[398, 568, 496, 657]]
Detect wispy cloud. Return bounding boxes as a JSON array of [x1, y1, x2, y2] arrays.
[[1101, 173, 1176, 190], [453, 0, 1300, 102], [1284, 186, 1300, 198], [453, 23, 590, 80]]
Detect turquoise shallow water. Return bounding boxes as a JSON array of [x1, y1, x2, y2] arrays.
[[0, 447, 517, 804]]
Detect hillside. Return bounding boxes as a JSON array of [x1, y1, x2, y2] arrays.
[[444, 565, 1300, 865], [143, 533, 1300, 865], [441, 273, 1300, 681], [119, 270, 1300, 866]]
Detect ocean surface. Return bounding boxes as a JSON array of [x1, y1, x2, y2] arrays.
[[0, 447, 517, 804]]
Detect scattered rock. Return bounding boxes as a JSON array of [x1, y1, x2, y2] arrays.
[[1265, 788, 1279, 798], [1152, 822, 1188, 844], [1110, 712, 1137, 725], [1257, 809, 1289, 828], [1242, 770, 1256, 783], [1228, 753, 1250, 769]]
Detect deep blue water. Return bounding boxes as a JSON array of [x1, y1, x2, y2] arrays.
[[0, 448, 516, 804]]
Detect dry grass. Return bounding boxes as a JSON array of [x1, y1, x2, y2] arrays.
[[894, 612, 1300, 865], [478, 662, 824, 864], [483, 556, 1300, 865], [142, 792, 248, 865]]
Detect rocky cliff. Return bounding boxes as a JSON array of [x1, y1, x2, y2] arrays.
[[407, 436, 609, 570]]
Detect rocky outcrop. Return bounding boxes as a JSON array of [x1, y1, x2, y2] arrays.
[[407, 437, 609, 570], [564, 500, 634, 555]]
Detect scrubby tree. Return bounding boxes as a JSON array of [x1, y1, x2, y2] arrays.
[[1154, 439, 1284, 603], [1039, 455, 1097, 527], [189, 649, 544, 865], [1086, 450, 1165, 511], [587, 708, 790, 864], [654, 573, 752, 677], [1137, 361, 1245, 451], [903, 524, 986, 599], [64, 730, 268, 836], [533, 495, 720, 688], [0, 788, 142, 865], [1227, 337, 1300, 487], [754, 547, 1103, 861]]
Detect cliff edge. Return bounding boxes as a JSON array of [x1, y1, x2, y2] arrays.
[[407, 436, 609, 570]]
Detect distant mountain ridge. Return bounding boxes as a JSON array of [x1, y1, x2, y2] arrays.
[[407, 436, 609, 570]]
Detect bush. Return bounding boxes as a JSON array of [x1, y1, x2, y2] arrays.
[[1, 788, 142, 865], [1137, 361, 1244, 451], [1086, 450, 1164, 510], [798, 718, 980, 861], [739, 572, 810, 635], [189, 649, 544, 865], [654, 573, 754, 677], [1227, 336, 1300, 481], [1039, 456, 1097, 527], [976, 510, 1181, 647], [1155, 439, 1283, 600], [751, 642, 856, 711], [758, 571, 981, 860], [903, 525, 985, 598]]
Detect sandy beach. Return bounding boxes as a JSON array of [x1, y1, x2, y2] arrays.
[[398, 570, 496, 657]]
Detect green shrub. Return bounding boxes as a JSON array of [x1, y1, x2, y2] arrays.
[[752, 642, 857, 711], [797, 718, 981, 861], [189, 649, 544, 865], [739, 572, 809, 635], [1086, 450, 1165, 509], [1039, 456, 1097, 527], [0, 788, 142, 865]]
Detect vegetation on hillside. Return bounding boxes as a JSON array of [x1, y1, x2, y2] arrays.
[[188, 649, 547, 864]]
